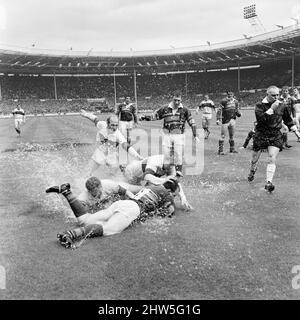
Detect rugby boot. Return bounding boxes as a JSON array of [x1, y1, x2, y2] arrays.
[[57, 231, 75, 249], [247, 168, 257, 182], [229, 139, 238, 153], [218, 140, 225, 155], [282, 133, 292, 148], [264, 181, 275, 193], [46, 183, 71, 194]]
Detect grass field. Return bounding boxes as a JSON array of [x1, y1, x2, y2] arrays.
[[0, 110, 300, 300]]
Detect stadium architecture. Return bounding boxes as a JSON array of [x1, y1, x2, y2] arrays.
[[0, 24, 299, 111]]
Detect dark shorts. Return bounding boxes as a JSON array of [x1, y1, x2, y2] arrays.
[[252, 130, 283, 151]]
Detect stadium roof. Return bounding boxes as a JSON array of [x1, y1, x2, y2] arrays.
[[1, 24, 300, 75]]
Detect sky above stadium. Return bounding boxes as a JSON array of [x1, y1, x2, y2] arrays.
[[0, 0, 300, 52]]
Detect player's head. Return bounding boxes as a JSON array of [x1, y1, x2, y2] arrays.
[[293, 87, 299, 95], [107, 115, 119, 131], [281, 86, 289, 96], [16, 104, 21, 109], [85, 176, 102, 198], [204, 94, 209, 100], [173, 91, 182, 107], [163, 178, 179, 194], [125, 96, 131, 104], [227, 91, 234, 99], [266, 86, 280, 103]]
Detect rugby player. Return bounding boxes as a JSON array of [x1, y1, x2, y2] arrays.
[[279, 86, 294, 148], [115, 96, 138, 144], [153, 91, 199, 173], [46, 176, 142, 214], [123, 154, 193, 210], [48, 178, 180, 248], [196, 94, 215, 139], [247, 86, 300, 192], [80, 110, 143, 176], [216, 91, 241, 155], [12, 104, 25, 136]]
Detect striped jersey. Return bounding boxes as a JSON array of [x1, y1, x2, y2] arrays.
[[198, 99, 215, 114], [12, 108, 25, 120], [154, 102, 196, 134]]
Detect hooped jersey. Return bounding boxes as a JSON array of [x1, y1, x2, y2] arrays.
[[198, 100, 215, 114], [95, 120, 126, 147], [12, 108, 25, 120], [116, 102, 137, 122], [154, 102, 195, 133]]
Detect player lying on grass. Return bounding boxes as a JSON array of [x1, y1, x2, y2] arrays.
[[122, 154, 193, 210], [47, 178, 180, 249], [80, 110, 143, 176], [47, 176, 143, 214], [247, 85, 300, 192]]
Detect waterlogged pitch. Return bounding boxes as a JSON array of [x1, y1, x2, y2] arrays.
[[0, 111, 300, 299]]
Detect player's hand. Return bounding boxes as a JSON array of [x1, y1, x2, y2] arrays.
[[181, 198, 194, 211], [194, 136, 200, 143], [80, 109, 88, 117], [271, 100, 280, 111], [216, 120, 221, 126]]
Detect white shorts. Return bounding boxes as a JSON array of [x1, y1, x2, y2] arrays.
[[162, 132, 185, 165], [78, 200, 140, 235], [91, 147, 119, 167], [119, 120, 134, 137], [14, 119, 23, 128], [202, 114, 212, 120]]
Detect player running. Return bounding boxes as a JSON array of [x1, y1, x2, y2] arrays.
[[196, 94, 215, 139], [47, 178, 180, 248], [12, 104, 25, 136], [216, 91, 241, 155], [80, 110, 143, 176], [247, 86, 300, 192], [115, 96, 138, 144]]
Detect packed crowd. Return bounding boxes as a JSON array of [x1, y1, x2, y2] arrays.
[[0, 60, 299, 115]]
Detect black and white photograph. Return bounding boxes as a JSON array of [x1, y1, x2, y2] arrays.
[[0, 0, 300, 305]]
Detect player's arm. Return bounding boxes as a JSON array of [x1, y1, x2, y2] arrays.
[[119, 132, 143, 160], [132, 104, 138, 124], [235, 100, 241, 117], [186, 109, 198, 139], [196, 102, 203, 114], [177, 183, 193, 211], [216, 102, 224, 124], [143, 167, 174, 185], [152, 107, 164, 120], [255, 102, 275, 124], [80, 109, 100, 126]]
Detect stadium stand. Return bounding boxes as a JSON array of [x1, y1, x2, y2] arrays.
[[0, 25, 299, 115]]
